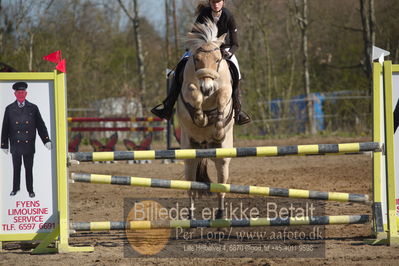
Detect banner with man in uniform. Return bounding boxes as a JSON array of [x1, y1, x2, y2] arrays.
[[1, 82, 52, 198]]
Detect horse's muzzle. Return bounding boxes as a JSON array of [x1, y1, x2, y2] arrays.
[[202, 87, 211, 96]]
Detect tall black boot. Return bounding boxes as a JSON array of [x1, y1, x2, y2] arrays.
[[232, 81, 251, 125], [151, 87, 177, 120], [151, 58, 188, 120]]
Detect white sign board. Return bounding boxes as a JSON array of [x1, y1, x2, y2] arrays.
[[0, 81, 58, 235]]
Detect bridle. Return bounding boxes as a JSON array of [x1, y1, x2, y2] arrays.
[[193, 46, 223, 74]]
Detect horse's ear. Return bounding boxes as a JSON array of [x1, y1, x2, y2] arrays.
[[216, 33, 227, 47]]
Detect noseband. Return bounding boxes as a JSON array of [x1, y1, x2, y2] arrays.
[[193, 46, 223, 74]]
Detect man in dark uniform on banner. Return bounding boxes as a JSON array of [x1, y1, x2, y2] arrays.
[[1, 82, 52, 198]]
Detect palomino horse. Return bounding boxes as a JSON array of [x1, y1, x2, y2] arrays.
[[176, 18, 234, 219]]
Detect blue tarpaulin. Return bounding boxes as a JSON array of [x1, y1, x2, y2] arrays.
[[269, 93, 325, 133]]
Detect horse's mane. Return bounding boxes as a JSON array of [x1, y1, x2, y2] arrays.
[[186, 18, 218, 53]]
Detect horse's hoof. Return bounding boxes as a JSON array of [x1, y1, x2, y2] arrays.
[[212, 137, 225, 144], [194, 116, 208, 127], [215, 120, 223, 129], [213, 131, 225, 143]]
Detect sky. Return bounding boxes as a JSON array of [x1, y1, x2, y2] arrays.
[[138, 0, 183, 34], [139, 0, 165, 22]]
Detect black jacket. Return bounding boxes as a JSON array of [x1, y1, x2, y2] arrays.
[[195, 7, 239, 55], [1, 100, 50, 154]]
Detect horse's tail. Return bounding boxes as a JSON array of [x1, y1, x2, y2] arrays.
[[196, 158, 212, 196]]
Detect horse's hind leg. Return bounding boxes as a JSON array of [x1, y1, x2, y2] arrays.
[[215, 158, 231, 219], [185, 158, 199, 219]]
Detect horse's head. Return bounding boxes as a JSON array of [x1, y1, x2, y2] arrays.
[[193, 37, 226, 96], [186, 18, 227, 97]]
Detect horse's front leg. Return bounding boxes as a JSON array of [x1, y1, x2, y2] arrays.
[[189, 83, 208, 127], [214, 158, 231, 219], [213, 87, 230, 142]]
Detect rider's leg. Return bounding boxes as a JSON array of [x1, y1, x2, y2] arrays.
[[151, 57, 188, 120], [228, 54, 251, 125], [232, 81, 251, 125]]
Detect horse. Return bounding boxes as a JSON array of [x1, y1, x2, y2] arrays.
[[176, 18, 234, 219]]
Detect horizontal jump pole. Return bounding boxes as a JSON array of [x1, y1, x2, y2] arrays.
[[70, 215, 370, 231], [71, 173, 369, 203], [69, 127, 164, 132], [67, 117, 164, 122], [69, 142, 380, 162]]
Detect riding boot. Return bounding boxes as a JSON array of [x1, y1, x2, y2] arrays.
[[232, 81, 251, 125], [151, 58, 188, 120], [151, 81, 178, 120]]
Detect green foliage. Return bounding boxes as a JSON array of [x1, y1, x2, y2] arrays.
[[1, 0, 398, 137]]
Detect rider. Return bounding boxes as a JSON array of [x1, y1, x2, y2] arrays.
[[151, 0, 251, 125]]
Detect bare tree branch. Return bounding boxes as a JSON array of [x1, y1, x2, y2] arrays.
[[45, 0, 54, 11], [117, 0, 146, 103], [116, 0, 134, 21]]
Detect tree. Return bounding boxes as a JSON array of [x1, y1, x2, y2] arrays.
[[164, 0, 171, 67], [117, 0, 146, 104], [360, 0, 375, 93], [172, 0, 180, 60], [294, 0, 316, 135]]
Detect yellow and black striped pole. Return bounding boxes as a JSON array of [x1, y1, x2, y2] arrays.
[[71, 173, 370, 203], [69, 142, 380, 162], [70, 215, 369, 231]]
